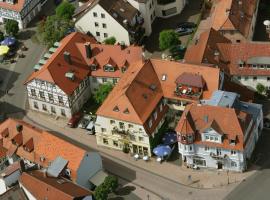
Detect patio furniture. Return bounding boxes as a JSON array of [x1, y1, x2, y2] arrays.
[[1, 37, 16, 46], [143, 155, 149, 161], [162, 132, 177, 145], [134, 154, 139, 161], [156, 157, 162, 163], [153, 145, 172, 160], [0, 45, 9, 56]]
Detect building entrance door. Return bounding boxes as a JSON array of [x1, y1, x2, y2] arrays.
[[217, 162, 223, 169]]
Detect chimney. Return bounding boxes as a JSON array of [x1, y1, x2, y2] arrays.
[[64, 51, 71, 65], [84, 42, 92, 58], [120, 41, 126, 50]]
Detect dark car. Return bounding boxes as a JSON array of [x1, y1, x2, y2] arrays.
[[177, 22, 196, 29], [264, 118, 270, 129], [175, 28, 193, 36], [67, 112, 82, 128]]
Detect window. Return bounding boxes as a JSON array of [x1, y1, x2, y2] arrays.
[[61, 109, 65, 116], [96, 32, 100, 37], [102, 78, 107, 83], [253, 76, 257, 81], [101, 13, 105, 18], [204, 146, 210, 151], [231, 150, 236, 155], [210, 136, 214, 141], [101, 128, 106, 133], [236, 40, 241, 43], [159, 103, 163, 112], [92, 77, 97, 83], [42, 104, 47, 111], [51, 106, 56, 113], [104, 33, 108, 38], [119, 122, 124, 129], [39, 91, 45, 99], [93, 12, 97, 17], [139, 137, 144, 142], [216, 148, 221, 155], [130, 135, 136, 141], [205, 135, 209, 140], [41, 81, 45, 85], [31, 89, 36, 96], [110, 120, 115, 124], [189, 146, 192, 151], [94, 22, 99, 27], [193, 158, 206, 166], [128, 124, 133, 128], [76, 87, 80, 94], [154, 111, 157, 120], [244, 76, 248, 81], [104, 65, 115, 72], [113, 140, 118, 147], [113, 78, 117, 84], [214, 137, 218, 141], [237, 76, 241, 80], [33, 101, 38, 109], [148, 119, 152, 128], [102, 23, 107, 28], [268, 77, 270, 81], [48, 93, 53, 102], [231, 161, 237, 167], [58, 96, 64, 104], [103, 138, 108, 144], [81, 81, 85, 89]]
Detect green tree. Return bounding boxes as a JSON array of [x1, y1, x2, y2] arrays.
[[94, 83, 113, 104], [104, 175, 119, 192], [56, 1, 75, 20], [103, 36, 116, 45], [5, 20, 19, 36], [0, 31, 4, 41], [38, 15, 74, 47], [159, 30, 180, 50], [256, 83, 266, 95], [94, 183, 109, 200]]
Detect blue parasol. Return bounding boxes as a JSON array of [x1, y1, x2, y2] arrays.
[[1, 37, 16, 46], [162, 132, 177, 145], [153, 145, 172, 158]]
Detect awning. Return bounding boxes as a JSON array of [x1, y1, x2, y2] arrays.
[[44, 53, 52, 59], [39, 59, 47, 65], [89, 170, 108, 186], [49, 47, 57, 53], [33, 64, 42, 71]]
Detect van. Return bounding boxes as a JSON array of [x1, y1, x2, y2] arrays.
[[86, 121, 95, 135]]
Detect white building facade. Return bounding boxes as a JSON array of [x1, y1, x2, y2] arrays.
[[0, 0, 47, 29], [26, 77, 91, 118]]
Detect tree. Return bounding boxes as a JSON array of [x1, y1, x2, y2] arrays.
[[103, 36, 116, 45], [94, 83, 113, 104], [5, 20, 19, 36], [56, 1, 75, 20], [38, 15, 74, 47], [104, 175, 119, 192], [256, 83, 266, 95], [94, 183, 109, 200], [0, 31, 4, 41], [159, 30, 180, 50]]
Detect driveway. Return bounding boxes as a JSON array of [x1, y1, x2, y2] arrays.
[[145, 0, 202, 57]]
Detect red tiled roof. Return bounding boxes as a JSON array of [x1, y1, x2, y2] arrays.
[[184, 28, 231, 64], [0, 119, 86, 180], [217, 42, 270, 76], [0, 0, 25, 12], [176, 103, 253, 151], [25, 32, 142, 94], [97, 59, 220, 130], [20, 171, 92, 200]]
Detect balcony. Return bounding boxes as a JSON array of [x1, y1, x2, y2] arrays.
[[210, 152, 228, 160], [174, 86, 202, 101], [112, 127, 129, 138]]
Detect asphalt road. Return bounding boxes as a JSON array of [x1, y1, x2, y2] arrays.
[[225, 129, 270, 200]]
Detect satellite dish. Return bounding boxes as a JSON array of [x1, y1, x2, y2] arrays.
[[263, 20, 270, 26]]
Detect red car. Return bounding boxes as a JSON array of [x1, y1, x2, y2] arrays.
[[67, 112, 82, 128]]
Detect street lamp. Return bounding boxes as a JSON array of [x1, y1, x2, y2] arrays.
[[263, 20, 270, 39]]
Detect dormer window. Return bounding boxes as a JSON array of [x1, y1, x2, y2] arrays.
[[123, 108, 129, 114], [121, 66, 127, 73], [229, 139, 236, 145], [91, 64, 97, 71], [113, 106, 119, 112], [104, 65, 115, 72]]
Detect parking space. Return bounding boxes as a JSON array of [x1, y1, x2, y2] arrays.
[[144, 0, 202, 56]]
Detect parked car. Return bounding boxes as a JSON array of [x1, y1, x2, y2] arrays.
[[175, 28, 193, 36], [86, 121, 95, 135], [78, 114, 92, 129], [177, 22, 196, 29], [67, 112, 82, 128]]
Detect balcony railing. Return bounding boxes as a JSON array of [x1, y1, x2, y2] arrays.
[[210, 152, 228, 160], [174, 91, 202, 100], [112, 127, 129, 137]]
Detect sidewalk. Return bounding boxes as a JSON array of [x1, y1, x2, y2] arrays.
[[24, 110, 256, 190]]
